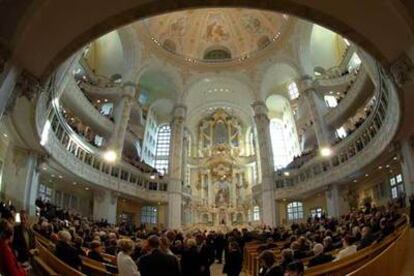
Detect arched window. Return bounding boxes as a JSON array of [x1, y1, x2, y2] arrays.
[[253, 206, 260, 221], [203, 48, 232, 60], [287, 201, 304, 221], [287, 81, 299, 100], [154, 124, 171, 174], [270, 119, 291, 170], [141, 206, 158, 224]]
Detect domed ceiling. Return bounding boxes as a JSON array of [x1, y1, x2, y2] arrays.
[[143, 8, 289, 62]]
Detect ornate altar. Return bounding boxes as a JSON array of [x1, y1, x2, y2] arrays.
[[191, 109, 252, 228]]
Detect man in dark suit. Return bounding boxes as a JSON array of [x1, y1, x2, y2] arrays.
[[258, 250, 283, 276], [12, 211, 35, 263], [138, 235, 180, 276], [55, 230, 82, 270], [307, 243, 334, 268], [357, 226, 375, 250], [195, 234, 213, 276]]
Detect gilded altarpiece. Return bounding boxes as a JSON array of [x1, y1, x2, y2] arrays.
[[192, 109, 253, 228]]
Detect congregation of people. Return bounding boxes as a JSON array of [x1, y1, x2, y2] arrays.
[[0, 196, 410, 276]]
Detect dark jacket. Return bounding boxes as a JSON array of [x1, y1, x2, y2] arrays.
[[223, 249, 243, 276], [12, 224, 35, 262], [138, 249, 180, 276], [357, 234, 375, 250], [259, 264, 284, 276], [181, 246, 199, 276], [55, 241, 82, 269], [307, 253, 334, 267], [197, 243, 212, 276], [88, 250, 105, 262]]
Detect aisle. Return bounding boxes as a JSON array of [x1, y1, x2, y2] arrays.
[[400, 227, 414, 276], [210, 263, 247, 276]]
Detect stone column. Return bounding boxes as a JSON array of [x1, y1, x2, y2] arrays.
[[167, 105, 186, 229], [252, 101, 278, 227], [301, 76, 334, 148], [400, 138, 414, 203], [0, 62, 21, 120], [93, 190, 118, 224], [107, 82, 135, 156], [3, 149, 40, 214], [325, 184, 346, 217]]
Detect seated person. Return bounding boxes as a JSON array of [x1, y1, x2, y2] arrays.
[[55, 230, 82, 270], [88, 240, 105, 262], [258, 250, 283, 276], [284, 261, 304, 276], [290, 241, 308, 259], [357, 226, 375, 250], [258, 237, 278, 252], [322, 236, 334, 252], [335, 235, 357, 261], [280, 248, 295, 272], [307, 243, 334, 267]]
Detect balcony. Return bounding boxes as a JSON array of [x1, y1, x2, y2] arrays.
[[273, 66, 400, 199]]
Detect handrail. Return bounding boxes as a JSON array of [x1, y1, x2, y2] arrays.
[[36, 89, 170, 199], [274, 65, 399, 198]]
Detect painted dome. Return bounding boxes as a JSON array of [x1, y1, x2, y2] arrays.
[[144, 8, 289, 62]]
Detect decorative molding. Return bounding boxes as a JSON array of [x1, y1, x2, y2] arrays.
[[389, 54, 414, 87]]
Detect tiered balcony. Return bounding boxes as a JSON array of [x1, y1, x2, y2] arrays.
[[273, 66, 400, 199], [36, 89, 170, 202]]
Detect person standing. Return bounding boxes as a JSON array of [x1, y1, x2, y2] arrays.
[[409, 194, 414, 228], [223, 241, 243, 276]]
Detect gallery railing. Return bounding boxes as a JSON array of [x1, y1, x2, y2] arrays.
[[274, 65, 400, 199]]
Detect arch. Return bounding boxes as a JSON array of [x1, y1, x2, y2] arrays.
[[9, 1, 411, 79], [260, 62, 300, 100]]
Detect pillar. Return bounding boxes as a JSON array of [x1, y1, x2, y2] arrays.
[[167, 105, 186, 229], [2, 149, 39, 214], [0, 63, 21, 120], [400, 138, 414, 203], [325, 184, 345, 217], [93, 190, 118, 224], [301, 76, 334, 148], [252, 101, 278, 227], [106, 82, 135, 156]]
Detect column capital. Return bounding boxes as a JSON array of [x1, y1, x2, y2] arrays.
[[251, 101, 268, 116], [172, 104, 187, 119], [122, 81, 137, 99], [298, 75, 319, 93]]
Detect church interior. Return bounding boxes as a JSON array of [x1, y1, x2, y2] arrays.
[[1, 1, 414, 275]]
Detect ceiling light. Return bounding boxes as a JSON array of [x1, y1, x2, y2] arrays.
[[353, 180, 358, 183], [386, 164, 390, 168], [365, 174, 369, 177], [97, 100, 101, 103], [320, 147, 332, 157], [51, 174, 55, 178], [103, 150, 117, 162], [58, 175, 63, 179], [378, 166, 383, 169], [85, 187, 89, 190], [42, 167, 47, 171], [150, 175, 156, 180], [393, 156, 398, 160], [104, 99, 108, 102], [72, 182, 77, 185], [3, 133, 7, 137], [283, 171, 290, 176]]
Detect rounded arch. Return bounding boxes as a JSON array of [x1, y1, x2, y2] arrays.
[[260, 62, 300, 100], [137, 66, 181, 108], [11, 0, 410, 79]]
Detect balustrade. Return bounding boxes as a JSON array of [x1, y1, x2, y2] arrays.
[[275, 66, 399, 194]]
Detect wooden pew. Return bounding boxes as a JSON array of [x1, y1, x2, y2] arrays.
[[36, 241, 86, 276], [32, 255, 60, 276], [80, 256, 115, 276]]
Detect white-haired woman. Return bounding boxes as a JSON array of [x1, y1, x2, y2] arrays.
[[117, 238, 140, 276]]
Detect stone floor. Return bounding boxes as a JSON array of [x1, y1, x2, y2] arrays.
[[210, 262, 247, 276]]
